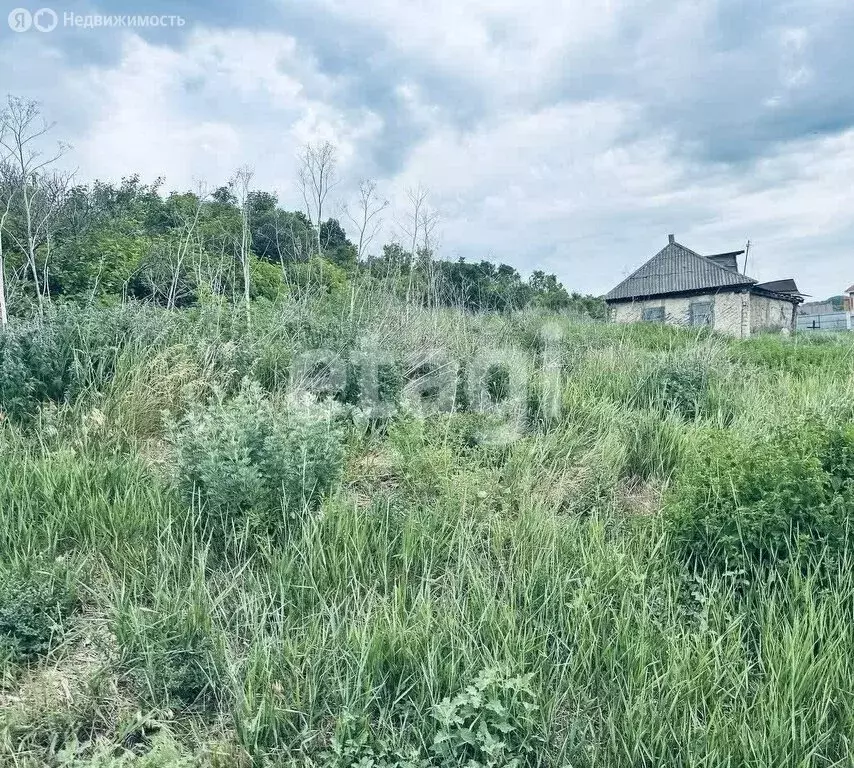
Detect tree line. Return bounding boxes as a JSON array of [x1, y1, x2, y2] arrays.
[[0, 95, 605, 326]]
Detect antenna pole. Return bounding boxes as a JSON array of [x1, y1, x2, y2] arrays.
[[743, 239, 751, 274]]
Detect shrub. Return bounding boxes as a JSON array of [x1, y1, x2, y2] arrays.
[[0, 558, 77, 663], [0, 322, 72, 421], [286, 256, 350, 297], [664, 420, 854, 575], [169, 381, 345, 537], [636, 353, 712, 420], [0, 305, 175, 422], [250, 257, 286, 301], [338, 355, 405, 419]]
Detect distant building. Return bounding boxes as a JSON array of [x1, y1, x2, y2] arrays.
[[605, 235, 803, 338], [797, 285, 854, 332]]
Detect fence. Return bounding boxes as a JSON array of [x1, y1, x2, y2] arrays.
[[796, 311, 852, 332]]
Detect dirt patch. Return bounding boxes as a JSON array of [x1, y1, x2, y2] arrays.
[[617, 477, 663, 516]]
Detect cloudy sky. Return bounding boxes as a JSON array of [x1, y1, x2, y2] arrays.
[[2, 0, 853, 298]]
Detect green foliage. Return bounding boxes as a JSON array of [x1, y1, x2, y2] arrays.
[[5, 300, 854, 766], [0, 322, 73, 420], [52, 231, 149, 298], [320, 218, 358, 269], [249, 257, 286, 301], [317, 713, 428, 768], [0, 558, 76, 663], [1, 164, 600, 317], [339, 355, 405, 419], [665, 420, 854, 574], [0, 305, 175, 422], [431, 666, 544, 768], [286, 256, 350, 297], [113, 589, 223, 708], [733, 334, 854, 376], [636, 353, 712, 419], [56, 733, 197, 767], [169, 381, 345, 537]]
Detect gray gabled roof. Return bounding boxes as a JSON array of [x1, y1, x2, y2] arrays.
[[605, 240, 756, 302]]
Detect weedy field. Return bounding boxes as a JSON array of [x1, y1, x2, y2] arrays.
[[1, 284, 854, 767]]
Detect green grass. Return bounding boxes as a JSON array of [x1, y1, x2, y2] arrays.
[[1, 292, 854, 766]]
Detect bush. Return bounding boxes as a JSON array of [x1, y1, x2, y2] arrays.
[[664, 420, 854, 575], [0, 558, 77, 663], [250, 257, 286, 301], [338, 355, 405, 419], [636, 353, 712, 420], [169, 381, 345, 537], [0, 305, 175, 422], [0, 322, 72, 421], [286, 257, 350, 297]]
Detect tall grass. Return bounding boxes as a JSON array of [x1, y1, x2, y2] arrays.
[[1, 295, 853, 766]]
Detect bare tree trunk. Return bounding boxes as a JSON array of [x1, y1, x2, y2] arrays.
[[297, 141, 338, 259], [0, 97, 71, 320], [166, 190, 204, 310], [0, 243, 7, 329], [401, 185, 428, 308], [231, 167, 254, 329], [0, 193, 12, 328], [344, 179, 388, 261], [420, 209, 440, 310]]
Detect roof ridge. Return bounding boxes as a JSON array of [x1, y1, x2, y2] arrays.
[[614, 243, 670, 286]]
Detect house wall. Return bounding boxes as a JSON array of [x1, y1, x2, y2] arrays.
[[749, 294, 796, 333], [608, 291, 750, 337]]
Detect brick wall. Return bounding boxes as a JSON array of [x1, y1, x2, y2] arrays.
[[608, 290, 749, 337]]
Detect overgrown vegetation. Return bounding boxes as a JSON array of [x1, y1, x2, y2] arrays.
[[0, 95, 605, 326], [1, 286, 853, 767]]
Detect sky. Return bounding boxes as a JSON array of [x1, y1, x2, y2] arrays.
[[1, 0, 853, 299]]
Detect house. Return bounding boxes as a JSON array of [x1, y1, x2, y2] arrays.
[[605, 235, 803, 338]]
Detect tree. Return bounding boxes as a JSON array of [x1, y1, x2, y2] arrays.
[[164, 189, 204, 310], [231, 167, 254, 327], [0, 161, 14, 327], [343, 179, 388, 261], [0, 96, 72, 317], [297, 141, 338, 258], [248, 194, 315, 269], [319, 218, 356, 269], [400, 185, 429, 306], [247, 190, 279, 261]]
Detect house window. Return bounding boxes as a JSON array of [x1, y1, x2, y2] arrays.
[[689, 301, 714, 327], [642, 307, 665, 323]]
